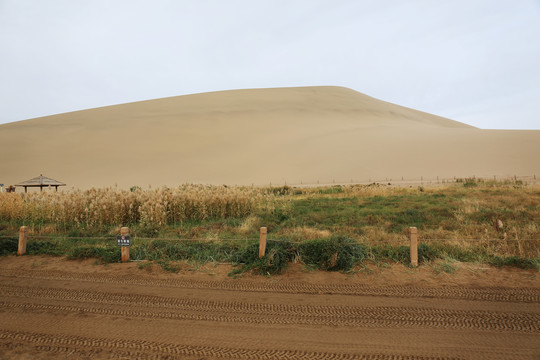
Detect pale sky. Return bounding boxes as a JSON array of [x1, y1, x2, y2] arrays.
[[1, 0, 539, 129]]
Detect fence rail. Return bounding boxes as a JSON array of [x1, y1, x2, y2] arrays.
[[1, 234, 538, 241]]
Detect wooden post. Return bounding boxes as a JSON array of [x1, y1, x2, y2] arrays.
[[409, 227, 418, 267], [259, 227, 267, 258], [18, 226, 28, 255], [121, 226, 130, 263]]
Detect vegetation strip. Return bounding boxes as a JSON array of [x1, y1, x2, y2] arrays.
[[1, 181, 538, 273]]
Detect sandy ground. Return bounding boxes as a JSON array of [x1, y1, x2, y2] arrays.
[[1, 86, 539, 189], [0, 255, 538, 359]]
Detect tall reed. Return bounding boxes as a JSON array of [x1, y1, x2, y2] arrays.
[[0, 185, 275, 231]]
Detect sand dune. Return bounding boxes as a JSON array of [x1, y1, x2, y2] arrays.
[[0, 86, 538, 189]]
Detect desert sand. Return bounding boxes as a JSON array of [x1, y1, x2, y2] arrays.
[[1, 86, 539, 189]]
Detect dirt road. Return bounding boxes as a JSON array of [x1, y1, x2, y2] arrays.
[[0, 257, 539, 359]]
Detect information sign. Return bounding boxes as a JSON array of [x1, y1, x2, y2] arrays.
[[116, 235, 131, 247]]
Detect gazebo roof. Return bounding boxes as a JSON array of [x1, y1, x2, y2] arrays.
[[15, 174, 66, 187]]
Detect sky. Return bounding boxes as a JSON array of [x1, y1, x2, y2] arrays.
[[1, 0, 539, 129]]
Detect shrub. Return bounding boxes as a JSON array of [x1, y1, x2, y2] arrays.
[[298, 236, 367, 271], [463, 178, 478, 187], [231, 240, 295, 275], [0, 238, 17, 256]]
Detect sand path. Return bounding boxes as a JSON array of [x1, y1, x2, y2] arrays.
[[0, 256, 539, 359]]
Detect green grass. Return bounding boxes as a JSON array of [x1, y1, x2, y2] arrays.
[[298, 236, 367, 271], [4, 235, 536, 274], [257, 192, 465, 239], [0, 237, 18, 256], [488, 256, 539, 270], [67, 246, 121, 263]]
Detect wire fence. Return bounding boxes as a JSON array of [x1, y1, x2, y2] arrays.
[[270, 174, 539, 187], [1, 234, 538, 242]]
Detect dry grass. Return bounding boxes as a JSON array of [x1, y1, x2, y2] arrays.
[[238, 215, 261, 235], [0, 185, 276, 232], [344, 184, 420, 198], [278, 226, 332, 242]]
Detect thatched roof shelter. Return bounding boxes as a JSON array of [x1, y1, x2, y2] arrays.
[[15, 174, 66, 193]]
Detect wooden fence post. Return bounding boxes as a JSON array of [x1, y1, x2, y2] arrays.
[[17, 226, 28, 256], [409, 227, 418, 267], [121, 227, 130, 263], [259, 227, 267, 258]]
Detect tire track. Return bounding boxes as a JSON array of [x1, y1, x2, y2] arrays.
[[1, 269, 538, 302], [0, 329, 465, 360], [1, 286, 538, 333]]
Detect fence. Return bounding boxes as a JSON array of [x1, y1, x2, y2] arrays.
[[270, 174, 539, 187], [12, 226, 538, 266], [2, 175, 538, 195]]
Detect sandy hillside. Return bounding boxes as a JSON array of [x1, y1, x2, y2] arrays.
[[0, 86, 539, 189]]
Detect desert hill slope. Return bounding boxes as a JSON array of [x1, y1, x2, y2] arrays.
[[1, 86, 538, 189]]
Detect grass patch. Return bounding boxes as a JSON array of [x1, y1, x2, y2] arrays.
[[156, 260, 182, 273], [489, 256, 539, 270], [231, 240, 296, 275], [432, 261, 459, 274], [27, 240, 64, 256], [67, 246, 121, 263], [298, 236, 367, 271], [370, 244, 411, 264], [0, 238, 18, 256]]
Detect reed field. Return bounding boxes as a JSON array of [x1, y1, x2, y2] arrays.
[[0, 185, 274, 236], [0, 179, 539, 273]]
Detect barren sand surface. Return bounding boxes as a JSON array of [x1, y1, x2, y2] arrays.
[[0, 256, 539, 359], [1, 86, 539, 189]]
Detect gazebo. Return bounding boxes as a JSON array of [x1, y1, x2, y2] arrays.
[[14, 174, 66, 193]]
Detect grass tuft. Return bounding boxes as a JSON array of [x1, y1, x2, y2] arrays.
[[0, 238, 18, 256], [231, 240, 296, 275], [298, 236, 367, 271]]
